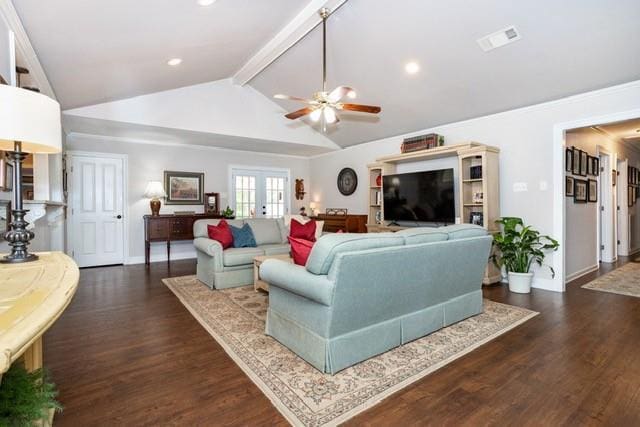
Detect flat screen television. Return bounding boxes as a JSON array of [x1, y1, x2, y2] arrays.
[[383, 169, 455, 224]]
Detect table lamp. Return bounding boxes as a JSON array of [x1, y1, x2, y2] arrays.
[[309, 202, 317, 216], [144, 181, 167, 216], [0, 85, 61, 263]]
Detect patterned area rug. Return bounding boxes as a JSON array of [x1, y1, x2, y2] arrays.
[[582, 262, 640, 298], [163, 276, 538, 427]]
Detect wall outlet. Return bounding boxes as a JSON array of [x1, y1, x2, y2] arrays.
[[513, 182, 528, 192], [455, 217, 461, 224], [539, 180, 548, 191]]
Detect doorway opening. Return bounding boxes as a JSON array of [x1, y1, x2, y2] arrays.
[[563, 117, 640, 284]]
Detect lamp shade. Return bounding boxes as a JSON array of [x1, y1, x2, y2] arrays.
[[144, 181, 167, 199], [0, 85, 61, 153]]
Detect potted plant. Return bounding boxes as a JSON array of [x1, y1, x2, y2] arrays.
[[221, 206, 235, 219], [492, 217, 559, 294], [0, 363, 62, 426]]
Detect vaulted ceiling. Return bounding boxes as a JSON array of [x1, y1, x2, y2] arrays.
[[13, 0, 640, 153]]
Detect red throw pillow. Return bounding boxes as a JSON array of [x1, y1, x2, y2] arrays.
[[290, 218, 317, 242], [288, 236, 315, 266], [207, 220, 234, 249]]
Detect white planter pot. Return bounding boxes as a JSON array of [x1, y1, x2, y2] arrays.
[[508, 272, 534, 294]]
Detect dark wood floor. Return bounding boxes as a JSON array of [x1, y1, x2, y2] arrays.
[[44, 258, 640, 426]]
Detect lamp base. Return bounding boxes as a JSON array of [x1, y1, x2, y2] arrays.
[[150, 199, 161, 216], [0, 252, 38, 264]]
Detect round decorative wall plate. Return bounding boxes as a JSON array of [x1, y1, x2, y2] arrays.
[[337, 167, 358, 196]]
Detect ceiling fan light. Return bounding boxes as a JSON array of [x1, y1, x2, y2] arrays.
[[310, 108, 322, 122], [324, 106, 337, 124], [347, 90, 356, 99]]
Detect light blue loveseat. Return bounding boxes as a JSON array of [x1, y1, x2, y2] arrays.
[[193, 218, 290, 289], [259, 224, 492, 374]]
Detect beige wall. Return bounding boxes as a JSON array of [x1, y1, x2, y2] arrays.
[[66, 135, 311, 263]]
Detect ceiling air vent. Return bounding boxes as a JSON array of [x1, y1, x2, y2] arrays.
[[477, 26, 521, 52]]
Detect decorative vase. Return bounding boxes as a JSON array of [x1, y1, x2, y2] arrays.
[[508, 272, 534, 294], [376, 174, 382, 187], [149, 198, 161, 216]]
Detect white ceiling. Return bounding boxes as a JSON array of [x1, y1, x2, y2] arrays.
[[13, 0, 310, 109], [250, 0, 640, 147], [596, 118, 640, 148], [13, 0, 640, 151]]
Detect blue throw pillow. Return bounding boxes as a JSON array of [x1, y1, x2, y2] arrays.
[[229, 223, 257, 248]]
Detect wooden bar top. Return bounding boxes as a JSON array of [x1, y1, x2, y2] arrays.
[[0, 252, 79, 373]]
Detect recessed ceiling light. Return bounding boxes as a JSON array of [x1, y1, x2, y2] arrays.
[[167, 58, 182, 66], [197, 0, 216, 6], [405, 62, 420, 74]]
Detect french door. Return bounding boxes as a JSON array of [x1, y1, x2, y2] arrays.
[[230, 168, 290, 219], [69, 152, 126, 267]]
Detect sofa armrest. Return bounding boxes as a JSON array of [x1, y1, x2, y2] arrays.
[[260, 260, 334, 306], [194, 237, 223, 257]]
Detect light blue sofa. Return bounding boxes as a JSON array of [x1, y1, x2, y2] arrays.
[[193, 218, 290, 289], [259, 224, 492, 374]]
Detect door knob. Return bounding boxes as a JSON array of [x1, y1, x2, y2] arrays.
[[116, 214, 122, 219]]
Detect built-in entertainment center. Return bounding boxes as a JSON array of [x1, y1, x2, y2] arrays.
[[367, 141, 501, 284]]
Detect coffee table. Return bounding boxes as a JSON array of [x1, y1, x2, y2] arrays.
[[253, 254, 293, 292]]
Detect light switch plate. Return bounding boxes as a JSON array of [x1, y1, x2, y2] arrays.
[[513, 182, 528, 192]]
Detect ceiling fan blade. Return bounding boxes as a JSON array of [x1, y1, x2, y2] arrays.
[[340, 103, 381, 114], [327, 86, 355, 102], [274, 94, 314, 103], [285, 107, 315, 120]]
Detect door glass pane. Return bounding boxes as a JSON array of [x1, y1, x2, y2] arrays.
[[233, 175, 256, 219], [264, 176, 286, 219]]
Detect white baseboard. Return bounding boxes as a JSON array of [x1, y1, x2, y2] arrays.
[[565, 264, 599, 283], [531, 277, 563, 292], [126, 250, 197, 265], [628, 247, 640, 256]]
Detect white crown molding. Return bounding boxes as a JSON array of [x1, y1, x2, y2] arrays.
[[232, 0, 348, 85], [0, 0, 56, 99], [65, 131, 313, 160], [309, 79, 640, 159]]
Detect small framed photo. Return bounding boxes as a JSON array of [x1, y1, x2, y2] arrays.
[[566, 176, 575, 197], [587, 179, 598, 203], [574, 179, 588, 203], [572, 148, 581, 176], [469, 211, 484, 226], [579, 150, 588, 176], [565, 147, 573, 173], [163, 171, 204, 205], [0, 200, 10, 235]]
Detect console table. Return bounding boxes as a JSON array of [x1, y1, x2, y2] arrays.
[[144, 213, 228, 265], [311, 214, 368, 233]]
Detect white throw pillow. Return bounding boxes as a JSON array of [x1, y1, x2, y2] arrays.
[[283, 214, 324, 241]]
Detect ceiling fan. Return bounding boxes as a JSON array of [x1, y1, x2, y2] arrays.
[[274, 7, 381, 131]]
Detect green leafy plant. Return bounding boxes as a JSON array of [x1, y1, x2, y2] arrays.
[[0, 362, 61, 426], [492, 217, 559, 276], [221, 206, 235, 219]]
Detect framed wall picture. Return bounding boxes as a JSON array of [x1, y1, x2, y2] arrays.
[[566, 176, 575, 197], [591, 157, 600, 176], [565, 147, 573, 172], [574, 179, 588, 203], [587, 179, 597, 203], [163, 171, 204, 205], [572, 148, 581, 176], [0, 199, 10, 235], [579, 150, 588, 176]]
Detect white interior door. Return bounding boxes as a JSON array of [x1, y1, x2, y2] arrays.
[[599, 152, 616, 263], [231, 168, 289, 219], [70, 153, 125, 267]]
